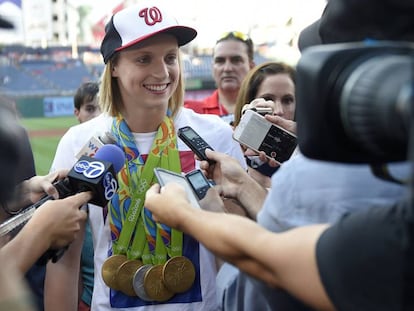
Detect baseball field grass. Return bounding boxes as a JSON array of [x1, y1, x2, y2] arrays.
[[21, 116, 78, 175]]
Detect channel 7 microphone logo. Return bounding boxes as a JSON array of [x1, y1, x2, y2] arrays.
[[74, 160, 106, 178], [69, 157, 118, 206]]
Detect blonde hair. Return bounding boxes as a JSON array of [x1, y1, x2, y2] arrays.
[[98, 52, 185, 118]]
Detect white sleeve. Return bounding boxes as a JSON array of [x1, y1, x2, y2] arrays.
[[50, 127, 83, 173]]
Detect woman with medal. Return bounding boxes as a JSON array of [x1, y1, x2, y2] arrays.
[[45, 3, 246, 311]]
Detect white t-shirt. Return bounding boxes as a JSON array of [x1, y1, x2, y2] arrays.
[[51, 108, 246, 311]]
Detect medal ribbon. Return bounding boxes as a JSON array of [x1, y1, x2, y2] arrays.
[[164, 146, 184, 258], [109, 116, 175, 258], [142, 133, 184, 264]]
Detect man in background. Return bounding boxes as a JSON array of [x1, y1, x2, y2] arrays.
[[73, 82, 101, 123], [185, 31, 255, 124]]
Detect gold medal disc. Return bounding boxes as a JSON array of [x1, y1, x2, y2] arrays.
[[101, 254, 127, 291], [144, 264, 174, 302], [162, 256, 196, 293], [116, 259, 143, 296]]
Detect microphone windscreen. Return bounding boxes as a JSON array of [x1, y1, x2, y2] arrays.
[[94, 144, 125, 173]]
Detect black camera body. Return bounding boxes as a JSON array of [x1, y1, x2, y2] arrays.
[[296, 41, 414, 163]]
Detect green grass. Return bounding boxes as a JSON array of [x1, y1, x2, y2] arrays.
[[21, 116, 78, 131], [21, 116, 78, 175]]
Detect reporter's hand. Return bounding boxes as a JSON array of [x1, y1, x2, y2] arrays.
[[241, 98, 275, 115], [199, 187, 225, 213], [199, 149, 250, 199], [145, 183, 192, 230], [245, 149, 279, 168], [264, 114, 297, 135], [26, 169, 69, 203], [201, 187, 248, 217], [29, 191, 90, 250]]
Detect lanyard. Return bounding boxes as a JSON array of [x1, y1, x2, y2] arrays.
[[108, 116, 181, 260]]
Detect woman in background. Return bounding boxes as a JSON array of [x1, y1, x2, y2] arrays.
[[233, 62, 297, 188]]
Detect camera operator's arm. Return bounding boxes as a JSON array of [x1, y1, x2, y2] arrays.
[[145, 184, 334, 311], [0, 192, 90, 274], [200, 149, 267, 220]]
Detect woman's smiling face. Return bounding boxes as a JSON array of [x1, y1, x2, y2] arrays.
[[112, 33, 180, 112]]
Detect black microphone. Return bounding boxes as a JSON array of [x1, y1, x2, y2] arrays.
[[67, 144, 124, 206], [2, 132, 118, 216], [0, 144, 125, 263]]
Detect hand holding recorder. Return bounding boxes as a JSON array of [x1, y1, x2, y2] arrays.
[[178, 126, 215, 164], [233, 110, 297, 164]]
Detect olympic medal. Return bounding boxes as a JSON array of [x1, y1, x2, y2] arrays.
[[116, 259, 143, 296], [101, 254, 127, 291], [133, 264, 153, 301], [162, 256, 196, 293], [144, 264, 174, 302]]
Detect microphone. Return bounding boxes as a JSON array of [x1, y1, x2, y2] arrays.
[[75, 131, 117, 159], [0, 144, 125, 239], [1, 144, 125, 264], [2, 132, 118, 216], [68, 144, 124, 207], [37, 144, 125, 264]]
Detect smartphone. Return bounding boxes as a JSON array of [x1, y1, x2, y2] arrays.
[[233, 109, 297, 164], [178, 126, 215, 164], [154, 168, 212, 208]]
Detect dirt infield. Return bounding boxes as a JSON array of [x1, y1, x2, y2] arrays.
[[28, 128, 68, 138]]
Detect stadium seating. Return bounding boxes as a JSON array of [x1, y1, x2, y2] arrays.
[[0, 50, 271, 98]]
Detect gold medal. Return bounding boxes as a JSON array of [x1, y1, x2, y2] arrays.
[[144, 264, 174, 302], [133, 264, 153, 301], [162, 256, 196, 293], [101, 254, 127, 291], [116, 259, 143, 296]]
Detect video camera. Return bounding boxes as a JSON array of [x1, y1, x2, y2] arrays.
[[296, 41, 414, 164]]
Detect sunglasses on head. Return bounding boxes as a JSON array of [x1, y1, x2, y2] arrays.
[[217, 31, 251, 43]]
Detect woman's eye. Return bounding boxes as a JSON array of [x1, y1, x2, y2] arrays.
[[136, 56, 150, 63], [166, 54, 177, 64]]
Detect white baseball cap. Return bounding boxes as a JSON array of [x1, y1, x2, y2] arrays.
[[100, 4, 197, 63]]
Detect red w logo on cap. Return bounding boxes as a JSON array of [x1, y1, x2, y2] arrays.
[[139, 7, 163, 26]]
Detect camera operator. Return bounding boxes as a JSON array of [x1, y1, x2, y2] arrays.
[[145, 0, 414, 310]]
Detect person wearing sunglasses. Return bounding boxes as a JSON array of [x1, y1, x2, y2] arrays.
[[185, 31, 255, 125]]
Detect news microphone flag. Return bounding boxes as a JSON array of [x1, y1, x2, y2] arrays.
[[75, 132, 117, 159]]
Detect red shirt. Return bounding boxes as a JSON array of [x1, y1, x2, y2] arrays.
[[184, 90, 229, 116]]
